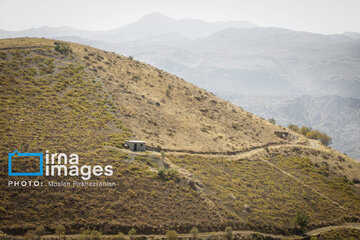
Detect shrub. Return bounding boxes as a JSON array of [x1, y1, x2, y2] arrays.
[[288, 124, 299, 132], [166, 89, 171, 98], [161, 151, 166, 161], [129, 56, 134, 60], [299, 126, 312, 136], [54, 41, 72, 55], [318, 133, 332, 146], [128, 228, 137, 236], [268, 118, 276, 124], [305, 130, 332, 146], [34, 225, 45, 239], [190, 227, 199, 240], [55, 225, 65, 239], [225, 226, 232, 240], [295, 210, 309, 231], [166, 230, 178, 240]]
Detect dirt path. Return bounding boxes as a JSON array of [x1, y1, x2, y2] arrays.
[[306, 222, 360, 236]]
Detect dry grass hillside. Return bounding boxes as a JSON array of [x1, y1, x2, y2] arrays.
[[0, 38, 310, 153], [1, 38, 360, 238]]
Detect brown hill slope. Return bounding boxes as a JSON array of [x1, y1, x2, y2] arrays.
[[0, 38, 310, 153], [67, 39, 310, 153], [1, 38, 360, 237]]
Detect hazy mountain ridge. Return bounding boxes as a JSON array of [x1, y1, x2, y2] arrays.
[[134, 27, 360, 98], [0, 12, 256, 42]]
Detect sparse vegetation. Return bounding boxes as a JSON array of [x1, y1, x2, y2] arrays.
[[169, 153, 360, 233], [0, 39, 218, 236], [1, 38, 359, 239]]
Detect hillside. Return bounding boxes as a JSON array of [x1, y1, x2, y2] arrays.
[[222, 95, 360, 160], [1, 38, 360, 238]]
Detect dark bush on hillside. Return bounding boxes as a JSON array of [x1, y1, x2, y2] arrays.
[[54, 41, 72, 55], [353, 178, 360, 184], [295, 210, 309, 231]]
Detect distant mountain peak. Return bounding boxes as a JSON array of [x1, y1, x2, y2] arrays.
[[140, 12, 172, 20]]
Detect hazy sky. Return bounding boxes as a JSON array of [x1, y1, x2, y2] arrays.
[[0, 0, 359, 34]]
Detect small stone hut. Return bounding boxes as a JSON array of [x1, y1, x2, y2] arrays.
[[125, 140, 146, 151]]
